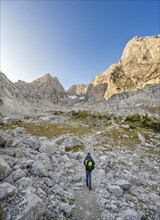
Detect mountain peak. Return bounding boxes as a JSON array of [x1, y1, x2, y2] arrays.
[[31, 73, 55, 84]]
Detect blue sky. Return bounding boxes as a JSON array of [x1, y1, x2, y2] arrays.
[[1, 0, 159, 89]]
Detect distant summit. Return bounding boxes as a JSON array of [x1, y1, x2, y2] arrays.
[[15, 73, 67, 104], [32, 73, 55, 84], [66, 84, 89, 97], [0, 35, 159, 116]]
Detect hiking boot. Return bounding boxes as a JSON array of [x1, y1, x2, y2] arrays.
[[89, 187, 92, 190]]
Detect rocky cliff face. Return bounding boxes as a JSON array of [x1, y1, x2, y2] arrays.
[[15, 73, 67, 104], [0, 72, 31, 116], [85, 35, 160, 102], [66, 84, 88, 97]]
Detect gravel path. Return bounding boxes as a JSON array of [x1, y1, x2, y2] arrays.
[[72, 184, 101, 220], [72, 136, 102, 220]]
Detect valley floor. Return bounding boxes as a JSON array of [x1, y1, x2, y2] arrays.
[[0, 111, 160, 220]]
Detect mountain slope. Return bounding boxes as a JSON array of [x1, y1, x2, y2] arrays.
[[66, 84, 89, 97], [0, 71, 31, 116], [85, 35, 160, 102], [15, 73, 68, 104]]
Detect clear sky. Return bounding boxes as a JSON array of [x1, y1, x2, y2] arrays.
[[0, 0, 159, 89]]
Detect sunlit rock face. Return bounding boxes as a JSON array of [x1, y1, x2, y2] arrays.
[[85, 35, 160, 102], [66, 84, 89, 97]]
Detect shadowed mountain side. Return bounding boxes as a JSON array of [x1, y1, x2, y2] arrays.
[[15, 73, 68, 105], [84, 83, 107, 103], [0, 71, 32, 116]]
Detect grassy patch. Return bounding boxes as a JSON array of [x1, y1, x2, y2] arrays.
[[124, 114, 160, 132], [71, 110, 112, 127], [65, 145, 84, 152], [145, 106, 160, 114], [0, 121, 93, 138], [101, 128, 139, 148], [24, 115, 42, 120], [0, 207, 3, 220], [24, 122, 94, 138], [52, 111, 64, 115]]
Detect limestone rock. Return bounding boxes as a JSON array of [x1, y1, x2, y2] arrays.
[[123, 209, 140, 220], [55, 135, 84, 152], [15, 73, 68, 105], [16, 187, 45, 220], [0, 71, 31, 116], [66, 84, 89, 97], [0, 136, 6, 148], [85, 36, 160, 103], [0, 182, 17, 200], [59, 202, 72, 216], [108, 185, 123, 197], [12, 169, 26, 182], [115, 180, 132, 191], [39, 142, 57, 154], [31, 161, 50, 177], [0, 157, 12, 180]]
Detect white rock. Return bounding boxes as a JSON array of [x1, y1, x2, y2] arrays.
[[12, 169, 26, 181], [99, 155, 108, 163], [16, 187, 45, 220], [31, 161, 49, 177], [39, 142, 57, 154], [123, 209, 140, 220], [59, 202, 72, 216], [0, 157, 12, 180], [115, 179, 132, 191], [0, 182, 17, 199], [108, 185, 123, 197]]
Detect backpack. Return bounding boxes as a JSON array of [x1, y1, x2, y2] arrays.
[[85, 159, 94, 171], [87, 160, 93, 167]]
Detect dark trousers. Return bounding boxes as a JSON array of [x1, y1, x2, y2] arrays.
[[86, 170, 92, 188]]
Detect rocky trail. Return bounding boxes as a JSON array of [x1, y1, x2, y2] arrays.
[[0, 113, 160, 220], [72, 185, 101, 220], [72, 140, 102, 220]]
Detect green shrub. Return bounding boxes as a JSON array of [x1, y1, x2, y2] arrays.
[[124, 114, 160, 132], [0, 208, 3, 220], [65, 145, 84, 152]]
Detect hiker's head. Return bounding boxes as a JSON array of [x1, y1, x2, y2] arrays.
[[87, 152, 90, 156]]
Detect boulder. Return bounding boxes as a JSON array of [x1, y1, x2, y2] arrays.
[[16, 187, 45, 220], [155, 212, 160, 220], [59, 202, 72, 216], [55, 135, 84, 152], [123, 209, 140, 220], [99, 155, 108, 163], [31, 161, 49, 177], [0, 182, 17, 200], [115, 180, 132, 191], [39, 142, 57, 154], [64, 136, 84, 152], [28, 140, 40, 151], [2, 117, 12, 125], [0, 136, 6, 148], [108, 185, 123, 197], [12, 169, 26, 182], [0, 157, 12, 180]]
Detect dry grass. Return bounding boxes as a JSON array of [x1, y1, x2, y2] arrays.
[[0, 121, 94, 138]]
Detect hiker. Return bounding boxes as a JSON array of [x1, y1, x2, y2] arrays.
[[84, 152, 95, 190]]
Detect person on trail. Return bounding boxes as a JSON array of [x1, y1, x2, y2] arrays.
[[84, 153, 95, 190]]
